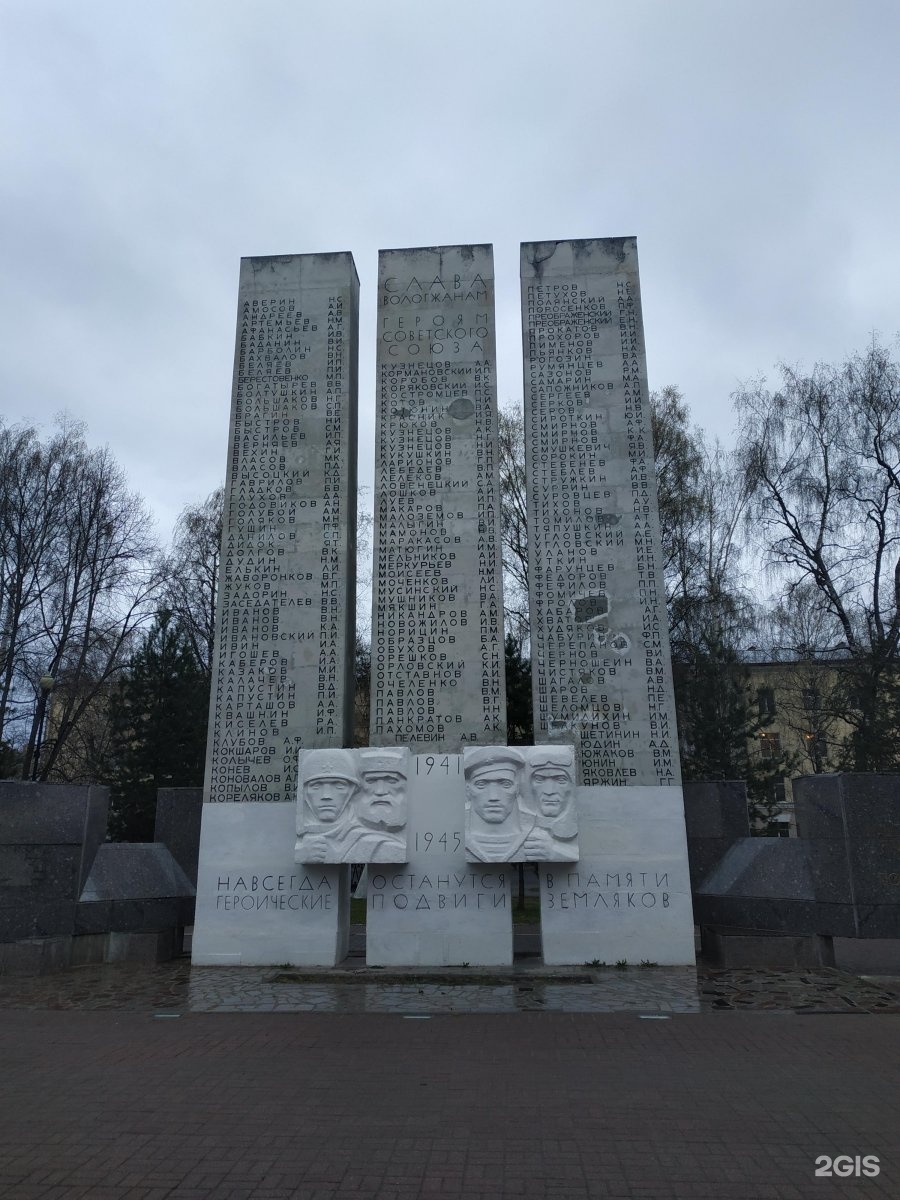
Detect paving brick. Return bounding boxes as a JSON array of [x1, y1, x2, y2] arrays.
[[1, 1011, 898, 1198]]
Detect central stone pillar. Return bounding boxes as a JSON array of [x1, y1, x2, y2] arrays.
[[370, 244, 507, 752]]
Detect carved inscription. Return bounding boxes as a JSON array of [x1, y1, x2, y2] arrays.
[[370, 245, 506, 752], [215, 871, 335, 912], [369, 869, 508, 914], [204, 253, 358, 803], [542, 868, 672, 912], [521, 239, 680, 787]]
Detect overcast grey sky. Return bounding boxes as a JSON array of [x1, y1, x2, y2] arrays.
[[2, 0, 898, 544]]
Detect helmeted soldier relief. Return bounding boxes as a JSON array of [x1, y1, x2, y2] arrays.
[[522, 747, 579, 862], [464, 747, 536, 863], [294, 748, 410, 864], [294, 749, 362, 864]]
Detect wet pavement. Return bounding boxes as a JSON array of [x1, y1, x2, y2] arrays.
[[2, 1007, 899, 1199], [3, 942, 900, 1199], [2, 954, 900, 1015]]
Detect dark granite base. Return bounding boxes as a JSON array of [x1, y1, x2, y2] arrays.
[[700, 925, 835, 969]]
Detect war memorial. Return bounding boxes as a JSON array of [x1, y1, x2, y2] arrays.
[[4, 241, 897, 976], [188, 236, 696, 969]]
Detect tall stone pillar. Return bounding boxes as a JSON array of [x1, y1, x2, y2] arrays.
[[370, 245, 506, 752], [522, 238, 694, 966], [193, 252, 358, 967], [203, 252, 358, 803], [521, 238, 679, 788]]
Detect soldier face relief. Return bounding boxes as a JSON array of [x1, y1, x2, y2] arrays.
[[304, 775, 355, 823]]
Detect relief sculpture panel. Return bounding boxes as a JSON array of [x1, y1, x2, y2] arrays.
[[463, 745, 578, 863], [295, 748, 410, 864]]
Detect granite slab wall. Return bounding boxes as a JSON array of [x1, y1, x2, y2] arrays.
[[693, 838, 846, 936], [154, 787, 203, 885], [0, 782, 108, 942], [695, 773, 900, 941], [793, 773, 900, 938], [683, 780, 750, 891], [76, 843, 196, 937]]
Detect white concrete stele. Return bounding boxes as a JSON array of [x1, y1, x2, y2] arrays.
[[366, 755, 513, 966], [521, 238, 679, 788], [370, 244, 506, 752], [192, 804, 349, 966], [540, 785, 695, 966], [204, 251, 359, 805]]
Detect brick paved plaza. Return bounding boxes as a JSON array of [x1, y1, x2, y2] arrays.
[[1, 1005, 897, 1200]]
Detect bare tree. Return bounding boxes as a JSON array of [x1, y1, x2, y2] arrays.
[[650, 387, 755, 657], [736, 337, 900, 769], [0, 418, 161, 779], [497, 400, 529, 642], [25, 436, 160, 779], [164, 487, 224, 677], [651, 385, 705, 620], [0, 422, 73, 753]]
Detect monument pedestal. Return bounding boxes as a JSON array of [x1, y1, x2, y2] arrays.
[[540, 786, 695, 965], [192, 805, 349, 966], [366, 756, 513, 966]]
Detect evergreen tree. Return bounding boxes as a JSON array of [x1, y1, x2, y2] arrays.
[[673, 623, 794, 828], [504, 633, 533, 745], [108, 610, 209, 841]]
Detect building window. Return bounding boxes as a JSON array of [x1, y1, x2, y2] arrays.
[[801, 687, 818, 711], [766, 784, 790, 837], [759, 732, 782, 760], [757, 687, 776, 717]]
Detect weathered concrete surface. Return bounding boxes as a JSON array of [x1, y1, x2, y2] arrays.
[[521, 238, 679, 788], [191, 804, 349, 966], [204, 252, 359, 805], [370, 244, 506, 752]]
